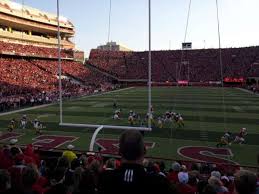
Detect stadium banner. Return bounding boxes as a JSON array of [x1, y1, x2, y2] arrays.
[[224, 77, 245, 83], [182, 42, 192, 49], [178, 80, 189, 85], [209, 81, 222, 85]]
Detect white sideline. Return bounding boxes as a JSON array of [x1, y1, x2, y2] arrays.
[[0, 104, 55, 117], [80, 87, 135, 99], [235, 87, 259, 96], [0, 87, 135, 117]]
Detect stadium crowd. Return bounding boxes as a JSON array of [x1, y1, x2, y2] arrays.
[[88, 46, 259, 82], [0, 131, 258, 194], [0, 56, 114, 112], [2, 44, 259, 112], [0, 41, 74, 58]]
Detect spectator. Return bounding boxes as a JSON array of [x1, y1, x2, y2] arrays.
[[211, 170, 221, 179], [0, 146, 13, 169], [69, 167, 83, 194], [257, 172, 259, 194], [98, 130, 174, 194], [21, 166, 39, 194], [62, 145, 77, 164], [177, 172, 196, 194], [89, 159, 103, 190], [104, 158, 115, 170], [197, 180, 208, 194], [167, 162, 181, 183], [208, 176, 228, 193], [8, 153, 26, 192], [0, 170, 11, 194], [202, 184, 217, 194], [64, 158, 81, 191], [157, 161, 166, 177], [188, 172, 198, 191], [257, 154, 259, 194], [220, 175, 231, 191], [45, 167, 67, 194], [23, 145, 39, 166], [56, 157, 69, 169], [234, 170, 257, 194], [73, 169, 96, 194]]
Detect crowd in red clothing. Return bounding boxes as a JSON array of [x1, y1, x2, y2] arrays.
[[0, 56, 114, 112], [0, 131, 258, 194], [0, 41, 74, 58], [2, 45, 259, 112], [88, 46, 259, 82]]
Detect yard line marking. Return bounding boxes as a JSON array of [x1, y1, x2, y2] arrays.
[[200, 130, 208, 141], [232, 106, 243, 112]]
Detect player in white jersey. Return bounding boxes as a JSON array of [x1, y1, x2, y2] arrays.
[[234, 128, 247, 144], [20, 115, 27, 130], [32, 119, 42, 135], [157, 117, 163, 128], [128, 115, 134, 126]]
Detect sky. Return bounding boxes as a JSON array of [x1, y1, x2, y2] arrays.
[[12, 0, 259, 57]]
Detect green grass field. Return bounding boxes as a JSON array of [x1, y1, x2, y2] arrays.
[[0, 87, 259, 166]]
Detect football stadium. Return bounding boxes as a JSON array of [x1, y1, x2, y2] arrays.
[[0, 0, 258, 194]]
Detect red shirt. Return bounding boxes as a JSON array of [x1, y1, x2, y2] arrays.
[[167, 171, 179, 183], [32, 176, 49, 194], [8, 165, 26, 191], [177, 183, 196, 194], [24, 144, 40, 166], [0, 149, 13, 169]]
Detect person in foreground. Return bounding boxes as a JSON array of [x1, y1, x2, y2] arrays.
[[234, 170, 257, 194], [98, 130, 175, 194]]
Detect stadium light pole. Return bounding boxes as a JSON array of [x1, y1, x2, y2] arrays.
[[148, 0, 152, 129], [57, 0, 63, 123]]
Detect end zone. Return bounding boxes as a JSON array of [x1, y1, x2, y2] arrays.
[[177, 146, 238, 165]]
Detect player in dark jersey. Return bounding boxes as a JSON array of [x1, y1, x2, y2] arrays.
[[113, 100, 117, 109], [8, 119, 15, 132], [165, 111, 172, 121], [173, 113, 184, 127], [216, 131, 233, 147]]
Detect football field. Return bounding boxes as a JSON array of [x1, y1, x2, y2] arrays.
[[0, 87, 259, 166]]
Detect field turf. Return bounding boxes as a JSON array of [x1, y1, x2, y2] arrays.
[[0, 87, 258, 166]]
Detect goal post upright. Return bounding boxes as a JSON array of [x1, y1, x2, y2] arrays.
[[57, 0, 63, 124], [148, 0, 152, 129], [58, 0, 153, 152], [89, 125, 104, 151]]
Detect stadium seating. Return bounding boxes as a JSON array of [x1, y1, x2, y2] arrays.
[[2, 44, 259, 112], [1, 41, 259, 194], [0, 56, 113, 112], [0, 41, 74, 58], [88, 46, 259, 82]]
